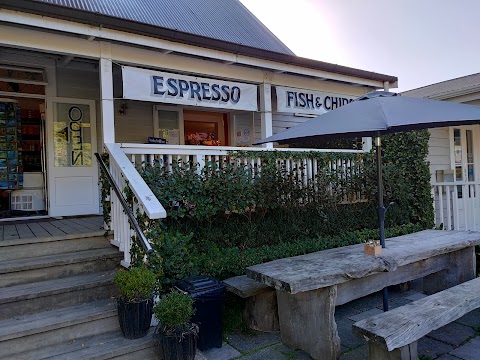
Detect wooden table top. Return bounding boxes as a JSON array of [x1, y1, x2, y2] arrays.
[[246, 230, 480, 294]]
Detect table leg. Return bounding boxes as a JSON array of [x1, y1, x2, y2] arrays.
[[243, 290, 279, 332], [276, 285, 340, 360], [423, 247, 476, 294], [368, 341, 418, 360]]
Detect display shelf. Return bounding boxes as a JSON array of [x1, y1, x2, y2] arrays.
[[0, 100, 23, 190], [19, 113, 42, 173]]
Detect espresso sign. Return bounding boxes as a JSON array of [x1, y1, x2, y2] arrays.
[[276, 86, 356, 115], [122, 66, 258, 111]]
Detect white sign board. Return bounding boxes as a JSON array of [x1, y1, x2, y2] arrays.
[[122, 66, 258, 111], [276, 86, 357, 115]]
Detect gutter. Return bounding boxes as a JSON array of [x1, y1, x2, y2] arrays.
[[0, 0, 398, 85]]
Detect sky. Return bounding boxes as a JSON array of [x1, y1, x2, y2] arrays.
[[239, 0, 480, 93]]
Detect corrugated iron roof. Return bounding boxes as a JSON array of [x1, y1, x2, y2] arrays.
[[1, 0, 399, 84], [403, 73, 480, 99], [33, 0, 295, 55]]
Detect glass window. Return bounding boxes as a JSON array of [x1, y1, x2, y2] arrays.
[[54, 103, 92, 167], [157, 110, 180, 145], [466, 130, 474, 181], [454, 128, 462, 165]]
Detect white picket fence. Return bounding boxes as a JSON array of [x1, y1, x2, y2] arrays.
[[431, 181, 480, 231], [119, 143, 365, 200], [105, 142, 480, 265], [105, 143, 368, 265]]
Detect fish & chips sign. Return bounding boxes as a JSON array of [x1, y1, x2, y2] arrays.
[[276, 86, 356, 115]]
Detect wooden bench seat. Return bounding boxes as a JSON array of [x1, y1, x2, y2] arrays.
[[353, 277, 480, 360], [223, 275, 279, 332]]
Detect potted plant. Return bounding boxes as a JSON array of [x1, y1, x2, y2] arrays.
[[114, 266, 157, 339], [153, 290, 198, 360]]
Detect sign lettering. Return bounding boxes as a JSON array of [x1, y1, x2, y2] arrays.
[[68, 106, 84, 166], [122, 66, 258, 111], [276, 86, 357, 115]]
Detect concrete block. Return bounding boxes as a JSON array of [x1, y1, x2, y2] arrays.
[[203, 343, 241, 360], [427, 322, 476, 347], [348, 308, 383, 322], [417, 336, 454, 359], [450, 337, 480, 360], [226, 332, 280, 353]]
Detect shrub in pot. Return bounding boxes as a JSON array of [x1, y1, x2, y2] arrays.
[[114, 266, 157, 339], [153, 290, 199, 360]]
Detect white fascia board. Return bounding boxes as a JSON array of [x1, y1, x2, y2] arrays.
[[111, 44, 377, 94], [0, 9, 385, 88], [0, 24, 101, 58], [0, 23, 375, 94]]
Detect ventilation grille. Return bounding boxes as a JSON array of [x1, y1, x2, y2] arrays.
[[11, 195, 34, 210], [10, 190, 45, 211]]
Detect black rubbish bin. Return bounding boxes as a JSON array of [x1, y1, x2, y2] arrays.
[[175, 275, 225, 351]]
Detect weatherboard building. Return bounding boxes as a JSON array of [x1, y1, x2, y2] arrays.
[[0, 0, 397, 221], [3, 0, 478, 357]]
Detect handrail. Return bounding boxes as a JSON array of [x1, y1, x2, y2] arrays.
[[95, 153, 153, 254], [105, 143, 167, 219]]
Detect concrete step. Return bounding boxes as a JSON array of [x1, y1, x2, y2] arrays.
[[0, 234, 111, 261], [6, 330, 158, 360], [0, 271, 118, 320], [0, 248, 122, 287], [0, 299, 119, 358]]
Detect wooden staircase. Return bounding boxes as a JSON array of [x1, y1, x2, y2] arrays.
[[0, 223, 158, 359]]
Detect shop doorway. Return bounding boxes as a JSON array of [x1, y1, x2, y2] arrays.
[[184, 110, 228, 146], [0, 65, 48, 219]]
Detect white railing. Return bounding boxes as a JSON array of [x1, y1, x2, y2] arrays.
[[118, 143, 366, 204], [106, 144, 480, 247], [104, 143, 167, 267], [432, 181, 480, 231]]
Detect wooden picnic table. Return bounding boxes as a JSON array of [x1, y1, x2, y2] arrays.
[[246, 230, 480, 360]]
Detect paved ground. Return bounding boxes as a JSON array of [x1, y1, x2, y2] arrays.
[[203, 285, 480, 360]]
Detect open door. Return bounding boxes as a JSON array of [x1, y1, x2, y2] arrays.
[[46, 98, 99, 217]]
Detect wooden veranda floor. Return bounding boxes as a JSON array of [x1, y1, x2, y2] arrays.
[[0, 216, 104, 241]]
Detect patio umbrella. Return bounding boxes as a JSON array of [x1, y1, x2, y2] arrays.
[[255, 90, 480, 310]]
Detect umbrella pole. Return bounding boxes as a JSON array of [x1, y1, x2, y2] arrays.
[[376, 134, 386, 248], [375, 133, 389, 311]]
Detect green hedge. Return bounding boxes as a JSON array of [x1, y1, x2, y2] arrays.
[[121, 130, 435, 285], [191, 223, 424, 280], [137, 223, 424, 283]]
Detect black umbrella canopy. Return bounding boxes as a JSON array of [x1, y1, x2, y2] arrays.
[[255, 91, 480, 145]]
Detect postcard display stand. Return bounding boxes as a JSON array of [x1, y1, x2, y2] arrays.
[[0, 99, 23, 190]]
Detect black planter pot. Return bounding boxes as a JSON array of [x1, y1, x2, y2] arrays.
[[117, 296, 154, 339], [156, 329, 197, 360]]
